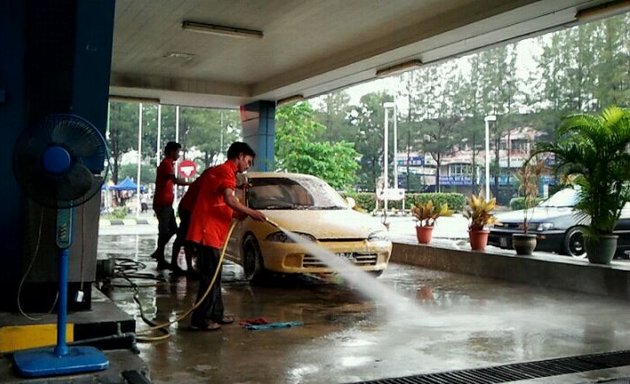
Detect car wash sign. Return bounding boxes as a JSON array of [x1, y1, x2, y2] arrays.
[[178, 160, 197, 178]]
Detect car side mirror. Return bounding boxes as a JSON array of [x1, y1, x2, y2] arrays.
[[346, 197, 356, 209]]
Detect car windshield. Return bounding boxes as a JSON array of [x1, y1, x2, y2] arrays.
[[247, 176, 348, 210], [538, 188, 579, 207]]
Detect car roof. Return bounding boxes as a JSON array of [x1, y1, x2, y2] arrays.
[[246, 172, 319, 180]]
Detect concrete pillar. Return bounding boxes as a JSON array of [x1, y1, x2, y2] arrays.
[[240, 101, 276, 171]]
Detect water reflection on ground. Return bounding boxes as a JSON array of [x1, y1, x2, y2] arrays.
[[97, 234, 630, 384]]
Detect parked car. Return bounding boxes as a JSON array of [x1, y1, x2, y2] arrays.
[[225, 172, 392, 281], [488, 188, 630, 258]]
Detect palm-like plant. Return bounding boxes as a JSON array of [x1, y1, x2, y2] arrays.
[[533, 106, 630, 238], [463, 194, 498, 231], [411, 200, 453, 227]]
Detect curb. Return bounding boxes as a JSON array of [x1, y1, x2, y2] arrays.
[[99, 218, 158, 226]]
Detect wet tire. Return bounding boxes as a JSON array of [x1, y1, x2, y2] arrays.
[[370, 270, 384, 278], [242, 235, 266, 282], [561, 226, 586, 258]]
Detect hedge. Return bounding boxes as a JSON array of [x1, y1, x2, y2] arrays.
[[509, 197, 544, 210], [345, 192, 466, 212]]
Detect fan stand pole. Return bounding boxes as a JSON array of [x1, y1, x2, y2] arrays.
[[12, 210, 109, 378], [54, 247, 70, 357]]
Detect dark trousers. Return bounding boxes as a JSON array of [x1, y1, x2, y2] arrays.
[[191, 245, 224, 325], [153, 205, 177, 261], [171, 208, 192, 269]]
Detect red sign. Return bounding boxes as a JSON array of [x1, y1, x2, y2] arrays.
[[178, 160, 197, 178]]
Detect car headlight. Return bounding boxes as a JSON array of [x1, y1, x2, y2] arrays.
[[265, 231, 317, 243], [368, 230, 390, 242], [536, 222, 555, 231]]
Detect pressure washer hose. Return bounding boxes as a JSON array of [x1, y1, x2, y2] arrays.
[[136, 218, 281, 342]]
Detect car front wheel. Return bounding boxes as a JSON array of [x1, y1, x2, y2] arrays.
[[242, 234, 266, 282], [562, 226, 586, 258]]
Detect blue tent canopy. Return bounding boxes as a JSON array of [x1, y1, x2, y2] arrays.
[[111, 177, 138, 191]]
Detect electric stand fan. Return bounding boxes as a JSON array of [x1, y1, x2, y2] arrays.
[[12, 114, 110, 377]]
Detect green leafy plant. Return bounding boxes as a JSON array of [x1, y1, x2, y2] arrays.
[[532, 106, 630, 237], [411, 200, 453, 227], [463, 194, 498, 231]]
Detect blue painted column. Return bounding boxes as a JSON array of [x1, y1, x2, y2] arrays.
[[240, 101, 276, 171], [0, 0, 115, 311]]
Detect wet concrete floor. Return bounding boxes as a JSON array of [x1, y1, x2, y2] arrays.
[[98, 233, 630, 383]]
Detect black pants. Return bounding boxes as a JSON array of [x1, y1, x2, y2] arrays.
[[191, 245, 224, 326], [171, 208, 192, 269], [153, 205, 177, 262]]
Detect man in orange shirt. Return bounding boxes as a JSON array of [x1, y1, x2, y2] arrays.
[[187, 142, 266, 331], [151, 141, 191, 270]]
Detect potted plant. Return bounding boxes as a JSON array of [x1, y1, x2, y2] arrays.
[[411, 200, 453, 244], [532, 106, 630, 264], [512, 159, 545, 255], [463, 193, 498, 251]]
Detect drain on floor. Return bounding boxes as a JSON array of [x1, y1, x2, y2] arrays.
[[351, 350, 630, 384]]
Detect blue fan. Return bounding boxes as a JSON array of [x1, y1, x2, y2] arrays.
[[12, 114, 110, 377]]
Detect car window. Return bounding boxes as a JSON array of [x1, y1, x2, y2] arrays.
[[538, 188, 579, 207], [247, 177, 347, 210]]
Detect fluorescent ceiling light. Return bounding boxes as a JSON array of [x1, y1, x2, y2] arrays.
[[277, 95, 304, 106], [164, 52, 195, 60], [375, 59, 423, 78], [575, 0, 630, 22], [182, 20, 263, 39]]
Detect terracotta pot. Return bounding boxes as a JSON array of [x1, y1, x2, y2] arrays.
[[416, 225, 434, 244], [469, 229, 489, 251]]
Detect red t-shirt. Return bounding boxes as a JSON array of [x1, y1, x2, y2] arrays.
[[186, 161, 238, 249], [153, 158, 175, 207]]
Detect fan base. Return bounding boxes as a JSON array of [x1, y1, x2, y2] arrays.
[[13, 346, 109, 377]]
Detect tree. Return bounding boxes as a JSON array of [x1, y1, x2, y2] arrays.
[[107, 102, 140, 184], [275, 102, 359, 190], [184, 108, 240, 169], [350, 92, 393, 191], [312, 90, 356, 143]]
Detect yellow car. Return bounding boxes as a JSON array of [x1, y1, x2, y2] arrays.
[[225, 172, 392, 281]]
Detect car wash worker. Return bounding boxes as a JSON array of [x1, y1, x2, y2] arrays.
[[186, 141, 267, 331]]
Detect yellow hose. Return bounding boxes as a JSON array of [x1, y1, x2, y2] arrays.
[[136, 220, 238, 342]]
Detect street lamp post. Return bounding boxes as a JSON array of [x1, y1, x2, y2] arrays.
[[484, 115, 497, 200], [383, 102, 396, 214]]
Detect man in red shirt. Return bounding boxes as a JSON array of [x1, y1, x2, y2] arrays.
[[151, 141, 191, 270], [187, 142, 266, 331]]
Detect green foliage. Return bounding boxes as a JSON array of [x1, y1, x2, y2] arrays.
[[510, 197, 544, 211], [464, 194, 499, 230], [533, 106, 630, 235], [118, 163, 156, 186], [350, 92, 393, 191], [105, 207, 128, 220], [275, 102, 359, 190], [182, 107, 240, 168], [345, 192, 465, 212], [411, 200, 454, 227]]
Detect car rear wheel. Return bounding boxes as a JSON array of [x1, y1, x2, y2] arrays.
[[562, 226, 586, 258], [242, 234, 266, 282]]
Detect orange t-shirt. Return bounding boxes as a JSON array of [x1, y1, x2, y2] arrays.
[[153, 158, 175, 207], [186, 161, 237, 249]]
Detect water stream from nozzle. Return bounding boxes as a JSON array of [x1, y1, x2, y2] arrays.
[[266, 218, 423, 318]]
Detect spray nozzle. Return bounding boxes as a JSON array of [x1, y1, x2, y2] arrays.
[[266, 218, 281, 229]]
